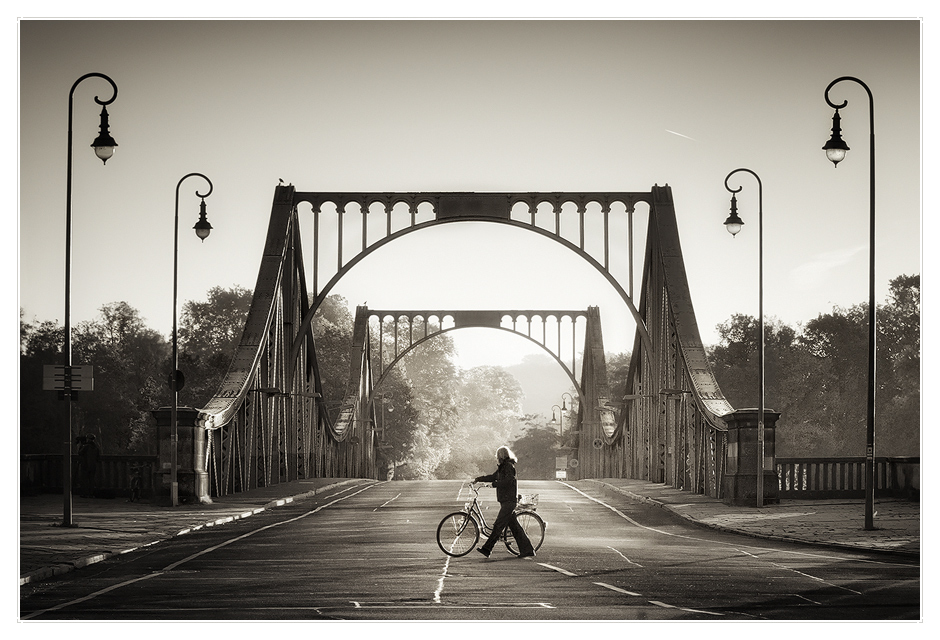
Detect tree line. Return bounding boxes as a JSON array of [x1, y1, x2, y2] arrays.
[[20, 272, 919, 478], [707, 274, 920, 458]]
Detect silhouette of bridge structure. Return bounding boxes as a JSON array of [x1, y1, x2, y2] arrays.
[[177, 184, 743, 503]]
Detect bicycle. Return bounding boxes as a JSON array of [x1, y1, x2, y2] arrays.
[[436, 482, 545, 557]]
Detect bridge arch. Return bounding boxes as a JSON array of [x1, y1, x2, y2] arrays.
[[361, 309, 589, 410], [289, 191, 655, 375]]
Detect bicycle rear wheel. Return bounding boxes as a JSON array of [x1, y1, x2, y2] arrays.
[[503, 511, 545, 555], [437, 511, 479, 557]]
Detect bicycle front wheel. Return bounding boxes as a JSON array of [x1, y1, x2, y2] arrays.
[[503, 511, 545, 555], [437, 512, 479, 557]]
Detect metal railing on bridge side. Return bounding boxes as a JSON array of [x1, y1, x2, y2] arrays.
[[21, 454, 159, 499], [776, 456, 919, 501]]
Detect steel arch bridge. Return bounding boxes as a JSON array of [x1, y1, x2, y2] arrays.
[[192, 184, 734, 499]]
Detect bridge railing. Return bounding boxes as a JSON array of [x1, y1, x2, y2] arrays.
[[20, 454, 160, 499], [776, 456, 919, 500]]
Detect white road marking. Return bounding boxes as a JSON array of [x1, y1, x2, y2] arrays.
[[21, 482, 384, 620], [790, 593, 823, 605], [374, 493, 401, 511], [538, 563, 577, 577], [560, 482, 909, 567], [433, 556, 451, 604], [649, 599, 722, 616], [607, 545, 643, 567], [594, 582, 641, 596], [734, 547, 862, 595]]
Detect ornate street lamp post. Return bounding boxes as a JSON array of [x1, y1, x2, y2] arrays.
[[723, 167, 765, 508], [61, 73, 118, 526], [170, 173, 214, 506], [550, 404, 563, 436], [823, 76, 877, 530]]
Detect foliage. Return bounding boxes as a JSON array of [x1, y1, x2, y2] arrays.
[[177, 285, 253, 409], [708, 274, 920, 457], [309, 295, 356, 418], [395, 333, 462, 480], [605, 350, 632, 400], [439, 365, 526, 480], [511, 417, 564, 480], [20, 314, 68, 454], [20, 303, 169, 454]]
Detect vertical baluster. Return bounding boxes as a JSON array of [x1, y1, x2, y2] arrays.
[[603, 206, 610, 270], [337, 205, 343, 272], [313, 207, 319, 295], [361, 203, 368, 252]]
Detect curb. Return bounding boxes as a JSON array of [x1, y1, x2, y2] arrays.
[[20, 479, 372, 586], [585, 479, 920, 560]]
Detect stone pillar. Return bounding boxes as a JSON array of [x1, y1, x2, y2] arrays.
[[722, 408, 780, 506], [150, 407, 211, 504]]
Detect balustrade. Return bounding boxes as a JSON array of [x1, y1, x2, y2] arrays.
[[21, 454, 159, 499], [776, 457, 919, 500]]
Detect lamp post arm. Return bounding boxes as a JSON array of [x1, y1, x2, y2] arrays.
[[65, 73, 118, 368], [173, 173, 214, 370]]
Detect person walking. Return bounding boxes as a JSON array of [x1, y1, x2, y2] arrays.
[[472, 446, 535, 558]]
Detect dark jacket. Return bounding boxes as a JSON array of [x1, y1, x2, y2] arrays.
[[475, 459, 518, 504]]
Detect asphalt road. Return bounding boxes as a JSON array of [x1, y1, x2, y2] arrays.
[[19, 480, 920, 621]]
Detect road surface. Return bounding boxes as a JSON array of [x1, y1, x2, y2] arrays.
[[20, 480, 920, 620]]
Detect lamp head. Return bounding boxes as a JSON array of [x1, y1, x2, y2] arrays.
[[193, 199, 213, 242], [723, 193, 744, 237], [90, 105, 118, 164], [822, 108, 850, 167]]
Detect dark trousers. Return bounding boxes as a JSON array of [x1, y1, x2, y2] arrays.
[[480, 501, 534, 554]]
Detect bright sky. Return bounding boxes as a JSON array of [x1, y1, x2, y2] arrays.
[[13, 10, 929, 418]]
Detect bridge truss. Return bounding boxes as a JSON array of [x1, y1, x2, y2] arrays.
[[195, 184, 734, 499]]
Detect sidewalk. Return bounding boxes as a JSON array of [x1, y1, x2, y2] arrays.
[[587, 478, 921, 559], [19, 478, 375, 586], [20, 477, 920, 586]]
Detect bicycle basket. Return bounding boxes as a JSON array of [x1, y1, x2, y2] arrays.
[[516, 494, 539, 510]]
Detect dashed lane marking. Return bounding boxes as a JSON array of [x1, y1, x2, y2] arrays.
[[649, 600, 724, 616], [374, 493, 401, 511], [538, 563, 577, 577], [594, 582, 642, 596]]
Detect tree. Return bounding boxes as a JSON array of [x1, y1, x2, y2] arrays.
[[311, 294, 355, 416], [20, 313, 66, 454], [439, 365, 526, 479], [511, 416, 563, 480], [177, 285, 253, 409], [873, 274, 920, 456], [606, 350, 632, 400], [397, 333, 462, 479], [75, 302, 168, 453], [707, 274, 920, 458]]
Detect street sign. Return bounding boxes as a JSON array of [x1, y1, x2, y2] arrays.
[[43, 365, 94, 391]]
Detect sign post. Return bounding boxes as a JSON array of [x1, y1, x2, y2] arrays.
[[44, 365, 94, 526]]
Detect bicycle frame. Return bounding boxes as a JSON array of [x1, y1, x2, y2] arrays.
[[461, 483, 529, 539], [461, 484, 495, 537]]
